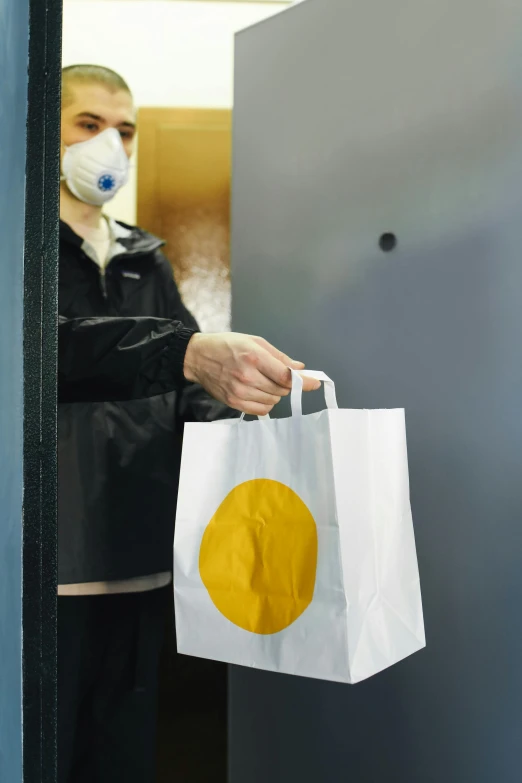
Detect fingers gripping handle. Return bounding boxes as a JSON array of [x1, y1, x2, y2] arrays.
[[238, 370, 337, 422], [290, 370, 338, 417]]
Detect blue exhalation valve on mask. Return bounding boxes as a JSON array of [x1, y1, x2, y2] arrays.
[[98, 173, 117, 193], [61, 128, 130, 206]]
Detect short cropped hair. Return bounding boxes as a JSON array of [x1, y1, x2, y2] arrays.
[[62, 65, 132, 107]]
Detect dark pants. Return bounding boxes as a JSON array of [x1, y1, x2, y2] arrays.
[[58, 587, 169, 783]]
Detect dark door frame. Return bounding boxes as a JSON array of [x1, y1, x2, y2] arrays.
[[23, 0, 62, 780]]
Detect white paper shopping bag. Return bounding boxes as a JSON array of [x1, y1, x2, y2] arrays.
[[174, 371, 425, 684]]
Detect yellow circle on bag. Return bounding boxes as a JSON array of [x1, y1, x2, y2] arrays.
[[199, 479, 318, 635]]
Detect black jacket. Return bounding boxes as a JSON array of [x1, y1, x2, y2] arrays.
[[58, 219, 236, 584]]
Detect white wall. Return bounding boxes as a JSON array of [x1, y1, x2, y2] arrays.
[[62, 0, 296, 223]]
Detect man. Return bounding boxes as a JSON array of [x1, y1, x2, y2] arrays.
[[57, 65, 318, 783]]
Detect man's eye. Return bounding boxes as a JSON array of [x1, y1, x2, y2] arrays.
[[120, 131, 133, 140], [81, 123, 99, 132]]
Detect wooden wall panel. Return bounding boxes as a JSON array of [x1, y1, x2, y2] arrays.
[[138, 108, 232, 331]]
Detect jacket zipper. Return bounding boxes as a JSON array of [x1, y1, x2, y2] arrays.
[[99, 267, 108, 300]]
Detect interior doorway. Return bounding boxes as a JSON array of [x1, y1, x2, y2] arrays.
[[11, 2, 292, 782]]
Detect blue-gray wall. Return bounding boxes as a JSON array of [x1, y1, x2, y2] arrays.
[[0, 0, 29, 780], [230, 1, 522, 781]]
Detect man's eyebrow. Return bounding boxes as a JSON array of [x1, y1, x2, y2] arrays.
[[74, 112, 136, 129], [75, 112, 104, 122]]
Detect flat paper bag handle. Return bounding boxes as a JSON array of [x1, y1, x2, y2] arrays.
[[290, 369, 338, 417]]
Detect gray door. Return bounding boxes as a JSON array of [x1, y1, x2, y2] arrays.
[[229, 1, 522, 781], [0, 0, 60, 780], [0, 0, 29, 775]]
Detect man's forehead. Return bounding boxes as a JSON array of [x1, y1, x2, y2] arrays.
[[64, 82, 136, 120]]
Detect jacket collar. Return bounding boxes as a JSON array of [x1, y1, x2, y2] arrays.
[[59, 218, 165, 258]]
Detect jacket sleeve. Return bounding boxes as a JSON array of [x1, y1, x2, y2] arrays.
[[176, 382, 240, 424], [158, 250, 240, 424], [58, 315, 196, 403]]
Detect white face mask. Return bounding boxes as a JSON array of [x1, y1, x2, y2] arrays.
[[61, 127, 130, 206]]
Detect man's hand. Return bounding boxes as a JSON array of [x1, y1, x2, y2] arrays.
[[183, 333, 321, 416]]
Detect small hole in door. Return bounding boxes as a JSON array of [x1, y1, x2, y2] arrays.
[[379, 233, 397, 253]]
